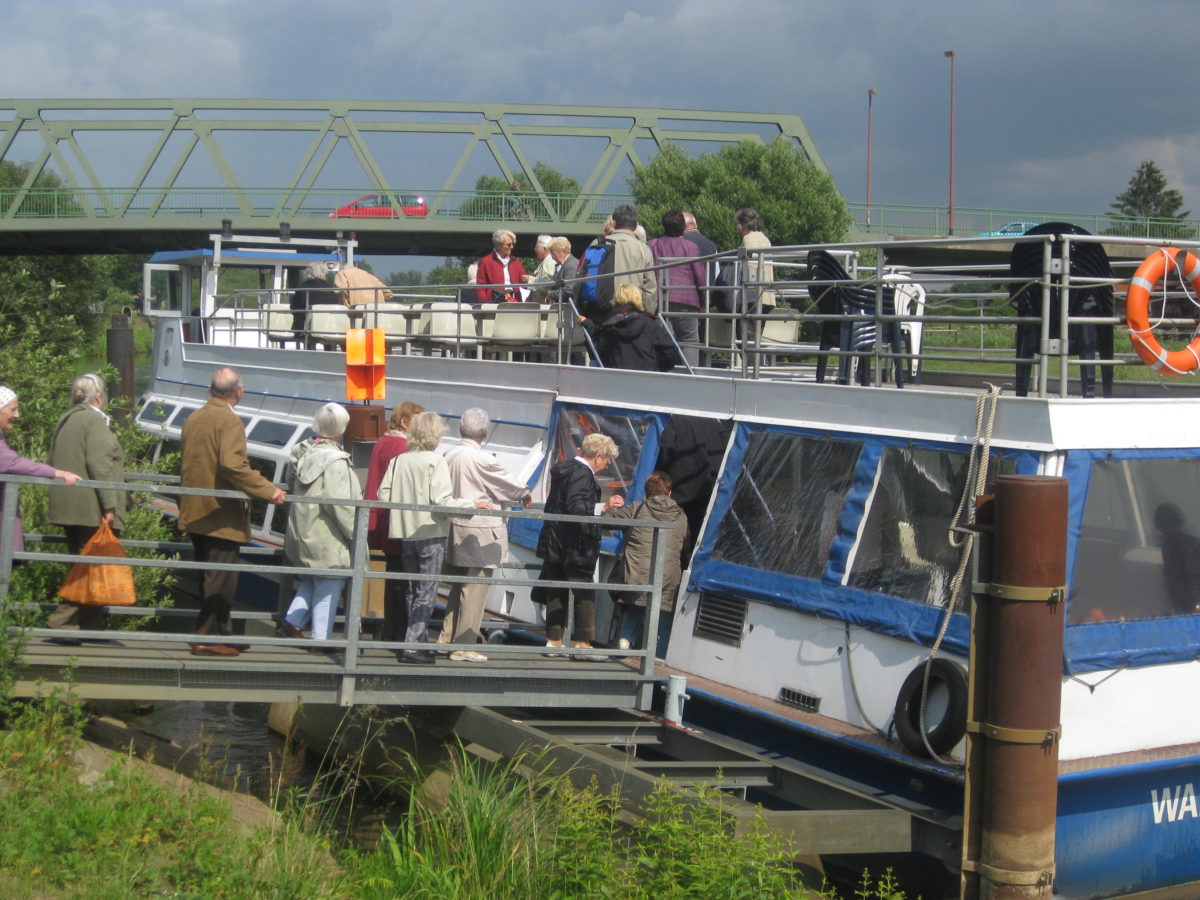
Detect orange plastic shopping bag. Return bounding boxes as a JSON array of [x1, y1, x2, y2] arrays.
[[56, 521, 135, 607]]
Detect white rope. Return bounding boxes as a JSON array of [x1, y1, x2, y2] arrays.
[[1133, 249, 1200, 376], [915, 383, 1001, 765]]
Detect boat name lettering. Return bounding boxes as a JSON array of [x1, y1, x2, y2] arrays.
[[1151, 784, 1199, 824]]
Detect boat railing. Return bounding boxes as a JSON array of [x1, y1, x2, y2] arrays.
[[0, 471, 677, 700], [195, 230, 1200, 397]]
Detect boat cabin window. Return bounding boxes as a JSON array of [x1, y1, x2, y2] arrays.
[[137, 400, 176, 427], [712, 430, 861, 579], [547, 406, 656, 506], [1071, 457, 1200, 623], [847, 445, 1014, 609], [248, 419, 302, 449], [172, 406, 197, 429]]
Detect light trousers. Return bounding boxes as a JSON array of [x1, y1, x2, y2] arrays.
[[285, 575, 346, 641]]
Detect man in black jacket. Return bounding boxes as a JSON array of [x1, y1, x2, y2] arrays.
[[535, 432, 623, 656]]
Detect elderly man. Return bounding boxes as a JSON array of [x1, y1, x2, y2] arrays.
[[535, 432, 624, 658], [179, 367, 286, 657], [606, 204, 657, 314], [334, 264, 393, 307], [436, 408, 532, 662], [46, 374, 123, 641], [527, 234, 556, 303]]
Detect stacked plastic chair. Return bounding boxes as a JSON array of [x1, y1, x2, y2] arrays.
[[806, 249, 906, 387], [1008, 222, 1114, 398]]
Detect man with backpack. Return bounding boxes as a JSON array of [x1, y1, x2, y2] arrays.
[[577, 204, 656, 320]]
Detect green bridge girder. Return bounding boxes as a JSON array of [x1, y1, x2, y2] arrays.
[[0, 99, 827, 255]]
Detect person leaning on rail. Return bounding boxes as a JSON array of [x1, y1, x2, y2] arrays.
[[435, 407, 532, 663], [277, 403, 362, 652], [377, 411, 496, 665], [534, 432, 624, 660], [178, 367, 286, 658], [0, 385, 82, 615], [46, 374, 127, 644]]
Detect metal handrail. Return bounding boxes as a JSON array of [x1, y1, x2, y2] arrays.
[[0, 472, 677, 703]]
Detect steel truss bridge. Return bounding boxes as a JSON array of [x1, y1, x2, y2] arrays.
[[0, 100, 825, 255]]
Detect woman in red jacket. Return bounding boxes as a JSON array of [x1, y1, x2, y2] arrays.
[[475, 229, 529, 303]]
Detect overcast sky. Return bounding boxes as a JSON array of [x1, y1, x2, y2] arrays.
[[4, 0, 1197, 266]]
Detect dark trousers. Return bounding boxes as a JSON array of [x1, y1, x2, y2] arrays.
[[383, 537, 445, 645], [190, 534, 241, 637], [47, 524, 117, 631], [538, 559, 596, 642]]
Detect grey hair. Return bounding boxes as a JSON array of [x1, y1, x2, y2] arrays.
[[303, 262, 328, 282], [633, 224, 647, 242], [548, 236, 572, 254], [210, 367, 243, 398], [459, 407, 490, 440], [535, 234, 552, 248], [612, 204, 638, 230], [312, 402, 350, 439], [581, 433, 618, 462], [491, 229, 517, 249], [72, 373, 105, 405], [407, 411, 445, 452]]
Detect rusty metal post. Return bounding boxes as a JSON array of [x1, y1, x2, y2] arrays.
[[344, 403, 385, 466], [971, 474, 1067, 898], [106, 307, 135, 418]]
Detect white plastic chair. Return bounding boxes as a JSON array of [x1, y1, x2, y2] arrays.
[[308, 304, 356, 350], [412, 302, 481, 358]]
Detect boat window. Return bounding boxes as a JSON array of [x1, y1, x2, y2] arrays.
[[712, 430, 861, 578], [847, 445, 1014, 609], [137, 401, 176, 426], [172, 406, 197, 429], [248, 419, 301, 449], [247, 455, 281, 533], [549, 406, 653, 507], [1070, 458, 1200, 624]]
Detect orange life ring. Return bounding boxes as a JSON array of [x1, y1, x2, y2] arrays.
[[1125, 248, 1200, 376]]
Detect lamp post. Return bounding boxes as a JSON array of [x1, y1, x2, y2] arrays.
[[866, 88, 877, 227], [944, 50, 956, 234]]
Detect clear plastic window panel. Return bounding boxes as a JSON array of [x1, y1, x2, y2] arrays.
[[847, 445, 1013, 608], [1070, 458, 1200, 624], [248, 419, 300, 449], [712, 431, 862, 578], [548, 406, 653, 506]]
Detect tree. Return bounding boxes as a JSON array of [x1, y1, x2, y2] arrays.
[[1109, 161, 1194, 239], [628, 139, 852, 248], [384, 268, 424, 286], [458, 162, 583, 223]]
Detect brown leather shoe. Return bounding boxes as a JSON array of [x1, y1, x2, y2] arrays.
[[225, 643, 251, 651], [275, 622, 304, 640], [190, 644, 240, 657]]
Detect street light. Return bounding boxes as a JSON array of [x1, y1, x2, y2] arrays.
[[866, 89, 877, 227], [944, 50, 956, 234]]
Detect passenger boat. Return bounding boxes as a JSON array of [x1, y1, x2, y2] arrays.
[[135, 226, 1200, 899]]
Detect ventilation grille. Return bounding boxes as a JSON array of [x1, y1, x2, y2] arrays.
[[693, 593, 747, 647], [778, 686, 821, 714]]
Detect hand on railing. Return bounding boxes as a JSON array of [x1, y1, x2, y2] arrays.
[[55, 469, 82, 487], [269, 487, 287, 505]]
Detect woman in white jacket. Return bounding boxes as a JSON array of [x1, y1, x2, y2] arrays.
[[278, 403, 362, 645]]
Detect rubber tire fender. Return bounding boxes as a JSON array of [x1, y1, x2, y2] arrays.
[[893, 658, 968, 758]]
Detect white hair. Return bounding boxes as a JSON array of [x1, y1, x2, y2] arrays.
[[71, 373, 105, 405], [535, 234, 552, 248], [491, 229, 517, 249], [303, 262, 328, 282], [459, 408, 490, 440], [312, 402, 350, 439]]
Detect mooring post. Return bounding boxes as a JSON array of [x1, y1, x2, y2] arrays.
[[106, 307, 135, 419], [964, 474, 1067, 898]]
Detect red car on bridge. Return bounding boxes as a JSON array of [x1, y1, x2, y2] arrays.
[[327, 193, 428, 218]]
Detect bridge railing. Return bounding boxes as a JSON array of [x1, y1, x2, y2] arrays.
[[0, 187, 628, 225], [849, 202, 1200, 240], [0, 472, 675, 703]]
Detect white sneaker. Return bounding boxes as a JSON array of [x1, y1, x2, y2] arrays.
[[617, 638, 631, 651], [448, 650, 488, 663]]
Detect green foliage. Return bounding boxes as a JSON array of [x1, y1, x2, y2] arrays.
[[629, 139, 853, 248], [385, 269, 425, 287], [425, 257, 469, 289], [459, 162, 583, 224], [0, 310, 177, 617], [1108, 161, 1195, 239]]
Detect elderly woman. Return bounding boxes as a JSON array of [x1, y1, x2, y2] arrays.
[[378, 411, 495, 664], [364, 400, 424, 638], [735, 207, 776, 309], [277, 402, 362, 646], [579, 283, 682, 372], [535, 432, 624, 657], [0, 385, 81, 556], [475, 229, 529, 303]]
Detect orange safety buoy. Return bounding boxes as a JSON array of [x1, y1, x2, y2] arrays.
[[1125, 248, 1200, 376]]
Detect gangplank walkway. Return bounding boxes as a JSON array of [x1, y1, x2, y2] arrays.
[[14, 635, 651, 709]]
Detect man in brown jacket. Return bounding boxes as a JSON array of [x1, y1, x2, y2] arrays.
[[179, 367, 285, 657]]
